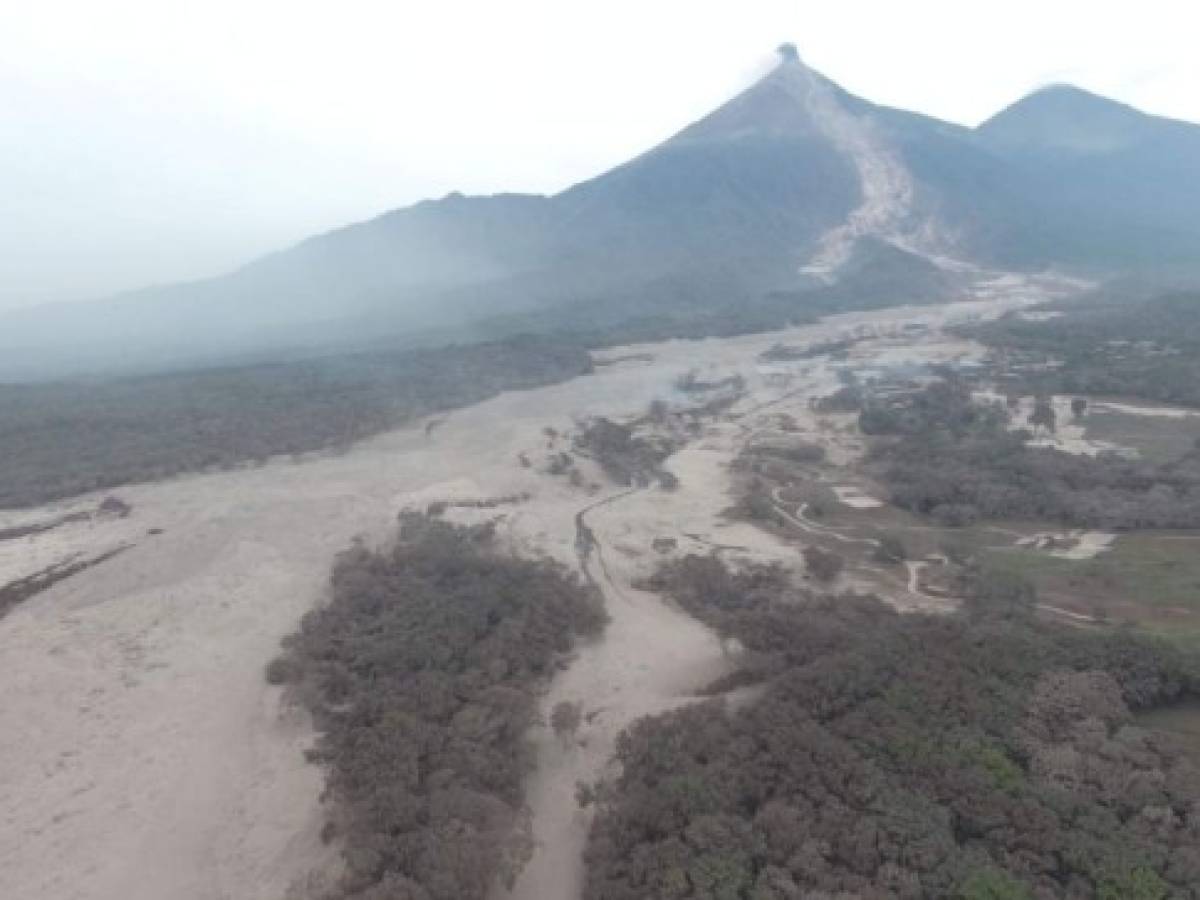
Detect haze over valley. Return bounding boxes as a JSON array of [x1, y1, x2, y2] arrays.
[[4, 47, 1200, 379]]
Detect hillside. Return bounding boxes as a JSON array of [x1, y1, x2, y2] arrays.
[[3, 49, 1200, 379], [976, 86, 1200, 267]]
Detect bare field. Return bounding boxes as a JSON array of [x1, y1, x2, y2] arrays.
[[982, 533, 1200, 638]]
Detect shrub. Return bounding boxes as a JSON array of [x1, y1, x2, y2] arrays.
[[550, 701, 583, 746], [873, 533, 908, 564], [802, 545, 844, 582]]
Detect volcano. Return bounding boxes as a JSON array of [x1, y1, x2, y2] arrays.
[[4, 46, 1200, 379]]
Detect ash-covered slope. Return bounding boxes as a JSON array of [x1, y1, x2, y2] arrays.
[[0, 51, 950, 378], [3, 49, 1198, 379], [0, 192, 561, 378]]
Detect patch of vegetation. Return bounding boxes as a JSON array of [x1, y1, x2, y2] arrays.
[[550, 700, 583, 746], [801, 545, 844, 582], [0, 335, 591, 509], [587, 555, 1200, 899], [970, 289, 1200, 410], [0, 545, 130, 618], [743, 439, 826, 466], [727, 482, 783, 525], [1083, 410, 1200, 465], [674, 372, 746, 395], [982, 535, 1200, 636], [759, 338, 855, 362], [873, 532, 909, 565], [573, 417, 682, 489], [1138, 701, 1200, 767], [268, 514, 605, 900], [862, 378, 1200, 529], [814, 383, 865, 413], [0, 510, 90, 541]]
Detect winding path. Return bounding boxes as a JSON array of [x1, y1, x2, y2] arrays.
[[573, 488, 638, 595], [497, 480, 733, 900]]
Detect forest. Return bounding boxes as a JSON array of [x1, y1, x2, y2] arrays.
[[860, 378, 1200, 529], [0, 335, 590, 509], [586, 555, 1200, 899], [573, 416, 683, 489], [267, 513, 605, 900], [969, 288, 1200, 409]]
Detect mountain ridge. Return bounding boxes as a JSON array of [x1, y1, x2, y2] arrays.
[[3, 50, 1199, 380]]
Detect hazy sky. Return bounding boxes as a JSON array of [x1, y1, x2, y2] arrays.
[[3, 0, 1197, 311]]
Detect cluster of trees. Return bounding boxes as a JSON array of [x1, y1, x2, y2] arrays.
[[802, 545, 845, 583], [573, 417, 682, 489], [862, 378, 1200, 529], [1, 545, 129, 618], [813, 384, 865, 413], [0, 509, 90, 541], [675, 372, 747, 395], [745, 440, 827, 466], [0, 335, 591, 508], [267, 514, 606, 900], [970, 289, 1200, 410], [813, 372, 867, 413], [587, 554, 1200, 899], [760, 338, 856, 362]]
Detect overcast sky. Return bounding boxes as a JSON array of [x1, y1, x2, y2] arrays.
[[3, 0, 1197, 311]]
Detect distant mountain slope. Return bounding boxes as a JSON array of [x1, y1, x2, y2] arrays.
[[975, 86, 1200, 267], [3, 49, 1199, 379]]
